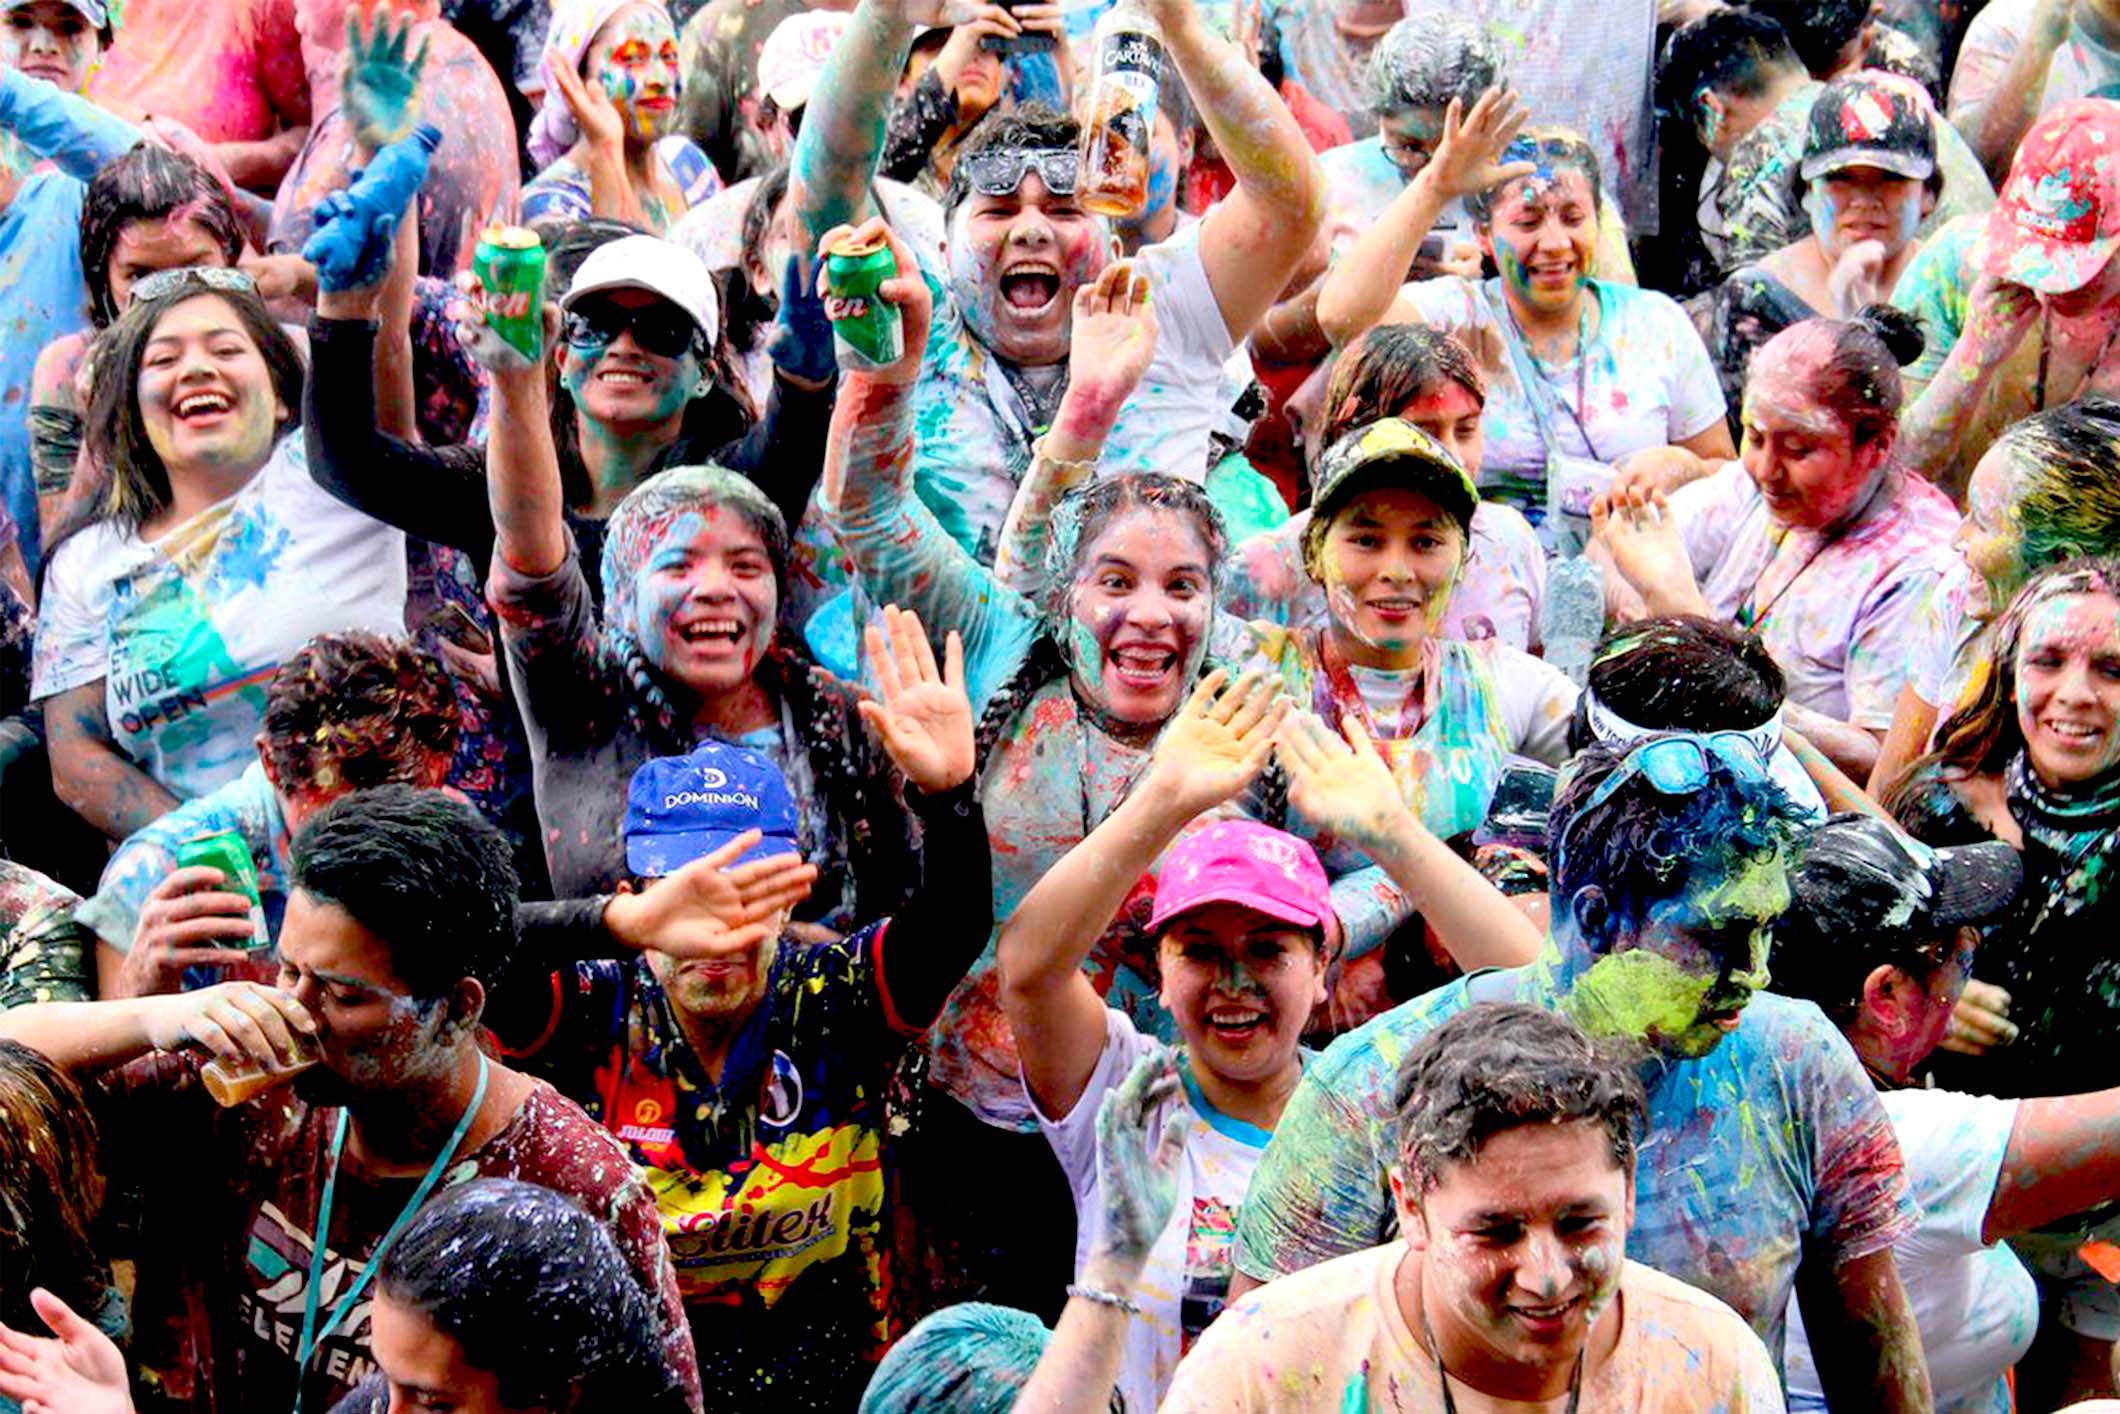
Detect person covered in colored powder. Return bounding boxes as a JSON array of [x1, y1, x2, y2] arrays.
[[789, 0, 1325, 565], [524, 0, 723, 235], [0, 786, 703, 1413], [995, 666, 1541, 1407], [1232, 733, 1930, 1411], [1167, 1004, 1784, 1411], [1317, 92, 1734, 545], [486, 609, 990, 1409], [1895, 100, 2120, 498], [1882, 556, 2120, 1404], [1593, 312, 1959, 783]]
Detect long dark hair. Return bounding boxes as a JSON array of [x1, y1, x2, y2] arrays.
[[377, 1179, 690, 1413], [542, 222, 758, 512], [1885, 556, 2120, 806], [0, 1041, 106, 1330], [79, 272, 305, 532]]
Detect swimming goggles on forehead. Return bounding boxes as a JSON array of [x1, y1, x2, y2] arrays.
[[129, 265, 257, 305], [563, 300, 704, 359], [961, 146, 1081, 198], [1556, 732, 1776, 861]]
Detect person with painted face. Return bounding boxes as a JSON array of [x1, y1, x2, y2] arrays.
[[0, 787, 703, 1414], [31, 269, 408, 844], [1234, 734, 1932, 1412], [1898, 100, 2120, 497], [488, 621, 986, 1408], [525, 0, 722, 234], [1169, 1004, 1783, 1411], [1700, 71, 1943, 430], [995, 668, 1539, 1408], [1318, 98, 1735, 546], [1594, 311, 1959, 783], [1657, 9, 1989, 287], [1767, 813, 2120, 1413], [0, 14, 143, 577], [880, 4, 1071, 202], [1219, 322, 1548, 654], [1873, 398, 2120, 794], [790, 0, 1324, 565]]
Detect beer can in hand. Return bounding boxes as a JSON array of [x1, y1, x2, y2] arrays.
[[472, 225, 549, 367], [174, 828, 269, 950], [822, 231, 905, 372]]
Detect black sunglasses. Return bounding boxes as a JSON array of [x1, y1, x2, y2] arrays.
[[562, 299, 702, 359]]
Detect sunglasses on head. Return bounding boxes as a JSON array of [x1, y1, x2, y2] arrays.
[[562, 299, 703, 359], [130, 265, 257, 305], [1556, 732, 1775, 867], [961, 146, 1080, 198]]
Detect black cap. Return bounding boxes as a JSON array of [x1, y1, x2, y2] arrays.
[[1800, 71, 1936, 184], [1790, 814, 2021, 953]]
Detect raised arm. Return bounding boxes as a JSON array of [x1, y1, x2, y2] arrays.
[[470, 294, 569, 578], [0, 67, 139, 180], [993, 262, 1159, 592], [1316, 89, 1532, 347], [1152, 0, 1326, 341], [1275, 710, 1543, 970], [1898, 273, 2041, 500], [999, 670, 1284, 1118], [1952, 0, 2074, 181]]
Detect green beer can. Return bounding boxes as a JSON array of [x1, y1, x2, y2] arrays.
[[472, 225, 548, 367], [174, 828, 270, 950], [822, 231, 904, 372]]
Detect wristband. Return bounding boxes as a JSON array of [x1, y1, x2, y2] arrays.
[[1066, 1282, 1141, 1315]]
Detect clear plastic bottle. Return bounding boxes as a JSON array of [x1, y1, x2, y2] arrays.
[[1076, 0, 1162, 217], [1542, 554, 1605, 687]]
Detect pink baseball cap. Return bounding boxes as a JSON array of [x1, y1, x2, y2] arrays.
[[1983, 99, 2120, 294], [1147, 820, 1332, 933]]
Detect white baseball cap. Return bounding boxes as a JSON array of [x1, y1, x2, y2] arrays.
[[562, 235, 722, 345], [757, 10, 850, 113]]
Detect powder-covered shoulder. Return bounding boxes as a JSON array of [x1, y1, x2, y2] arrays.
[[1617, 1259, 1783, 1386], [1304, 976, 1475, 1099]]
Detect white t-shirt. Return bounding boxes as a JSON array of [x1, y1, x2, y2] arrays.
[[31, 436, 408, 800], [1910, 558, 1989, 714], [1668, 464, 1959, 728], [1785, 1088, 2034, 1414], [1951, 0, 2120, 132], [1029, 1007, 1272, 1414], [1395, 278, 1726, 524]]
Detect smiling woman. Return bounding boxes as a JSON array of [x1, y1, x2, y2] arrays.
[[28, 271, 408, 841]]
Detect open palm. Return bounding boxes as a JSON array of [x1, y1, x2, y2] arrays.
[[0, 1289, 134, 1414], [1424, 87, 1536, 204], [859, 605, 975, 793], [1276, 709, 1406, 852], [1144, 670, 1286, 818], [545, 43, 625, 152], [1068, 262, 1159, 413], [343, 4, 431, 150]]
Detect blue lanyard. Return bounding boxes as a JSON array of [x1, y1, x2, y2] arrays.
[[291, 1052, 490, 1412]]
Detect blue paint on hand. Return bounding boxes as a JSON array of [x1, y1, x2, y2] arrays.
[[301, 123, 442, 294], [768, 253, 838, 385]]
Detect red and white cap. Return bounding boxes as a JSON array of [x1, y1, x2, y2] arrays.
[[1983, 98, 2120, 294]]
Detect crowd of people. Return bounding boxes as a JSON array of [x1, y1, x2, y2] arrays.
[[2, 0, 2120, 1408]]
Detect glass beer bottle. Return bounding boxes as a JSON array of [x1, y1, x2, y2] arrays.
[[1077, 0, 1162, 217]]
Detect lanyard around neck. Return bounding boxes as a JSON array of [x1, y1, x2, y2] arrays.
[[1502, 289, 1602, 463], [292, 1052, 491, 1413], [1422, 1294, 1583, 1414]]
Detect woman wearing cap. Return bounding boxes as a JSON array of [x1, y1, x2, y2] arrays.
[[525, 0, 720, 234], [1593, 311, 1958, 782], [32, 268, 407, 841], [995, 668, 1539, 1411], [1872, 398, 2120, 794], [1700, 71, 1942, 432], [1316, 89, 1733, 540], [1898, 100, 2120, 498], [1770, 812, 2120, 1414]]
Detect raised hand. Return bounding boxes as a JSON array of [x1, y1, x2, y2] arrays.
[[1274, 709, 1410, 854], [1064, 261, 1159, 430], [342, 1, 432, 151], [767, 248, 837, 386], [112, 866, 260, 1000], [858, 604, 975, 793], [1590, 484, 1702, 614], [301, 124, 441, 295], [931, 4, 1021, 93], [545, 43, 625, 155], [885, 0, 984, 29], [814, 218, 931, 386], [0, 1289, 134, 1414], [1420, 87, 1535, 205], [603, 828, 820, 960], [1141, 669, 1286, 819], [448, 268, 560, 373], [1091, 1047, 1192, 1278]]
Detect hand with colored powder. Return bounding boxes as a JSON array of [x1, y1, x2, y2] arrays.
[[1274, 709, 1411, 856], [1138, 669, 1287, 821], [813, 218, 932, 387], [1091, 1047, 1193, 1281], [342, 2, 432, 152], [1590, 484, 1711, 618], [1959, 271, 2044, 369], [1058, 262, 1159, 443], [602, 828, 820, 960], [545, 42, 626, 156], [1414, 87, 1536, 208], [767, 247, 837, 387], [1941, 978, 2018, 1054], [301, 123, 442, 294], [0, 1288, 134, 1414], [856, 603, 975, 793], [448, 268, 560, 373]]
